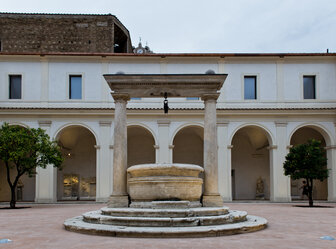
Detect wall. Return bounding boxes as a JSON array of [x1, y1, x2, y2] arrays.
[[0, 13, 131, 53]]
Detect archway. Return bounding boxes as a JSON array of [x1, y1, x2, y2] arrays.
[[56, 125, 97, 201], [0, 124, 35, 202], [290, 126, 328, 200], [127, 125, 155, 167], [231, 125, 271, 200], [173, 125, 204, 167]]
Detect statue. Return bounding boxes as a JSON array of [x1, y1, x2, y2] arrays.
[[255, 177, 265, 200]]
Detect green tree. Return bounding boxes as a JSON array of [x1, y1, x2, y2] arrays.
[[283, 139, 328, 207], [0, 123, 63, 208]]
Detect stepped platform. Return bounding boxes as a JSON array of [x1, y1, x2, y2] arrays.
[[64, 203, 267, 238]]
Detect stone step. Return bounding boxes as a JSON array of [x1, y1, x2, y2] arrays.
[[64, 215, 267, 238], [101, 206, 230, 218], [83, 210, 247, 227]]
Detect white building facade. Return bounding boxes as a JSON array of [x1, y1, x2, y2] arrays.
[[0, 53, 335, 203]]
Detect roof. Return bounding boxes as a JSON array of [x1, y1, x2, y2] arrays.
[[0, 52, 335, 57]]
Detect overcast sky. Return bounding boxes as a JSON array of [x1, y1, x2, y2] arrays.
[[2, 0, 336, 53]]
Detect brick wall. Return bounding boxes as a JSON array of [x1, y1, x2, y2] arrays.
[[0, 13, 132, 53]]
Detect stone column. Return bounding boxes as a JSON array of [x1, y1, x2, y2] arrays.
[[157, 120, 170, 163], [96, 121, 112, 202], [108, 93, 130, 207], [326, 144, 336, 201], [217, 120, 231, 201], [202, 94, 223, 207], [269, 121, 291, 202], [35, 120, 57, 203]]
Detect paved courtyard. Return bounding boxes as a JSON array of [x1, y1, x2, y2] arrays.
[[0, 202, 335, 249]]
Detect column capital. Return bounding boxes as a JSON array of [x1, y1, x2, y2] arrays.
[[267, 145, 278, 150], [109, 145, 114, 149], [99, 121, 112, 126], [169, 145, 175, 149], [112, 93, 130, 102], [201, 93, 220, 101], [94, 145, 101, 150], [275, 121, 288, 127], [325, 145, 336, 150], [38, 120, 52, 127], [227, 145, 234, 149], [153, 145, 160, 149], [217, 120, 229, 126], [287, 145, 293, 149], [157, 120, 171, 126]]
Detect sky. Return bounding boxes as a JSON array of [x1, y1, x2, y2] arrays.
[[1, 0, 336, 53]]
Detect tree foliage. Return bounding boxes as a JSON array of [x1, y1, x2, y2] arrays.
[[0, 123, 64, 208], [283, 139, 328, 207]]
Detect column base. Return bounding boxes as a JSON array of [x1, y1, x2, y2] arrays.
[[107, 195, 129, 208], [202, 194, 224, 207]]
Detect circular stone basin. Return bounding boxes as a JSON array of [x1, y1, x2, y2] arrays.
[[127, 163, 204, 202]]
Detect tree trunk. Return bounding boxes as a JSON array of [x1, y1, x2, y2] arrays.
[[308, 178, 314, 207], [10, 186, 16, 209]]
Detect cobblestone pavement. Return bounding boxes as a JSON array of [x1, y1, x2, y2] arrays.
[[0, 202, 335, 249]]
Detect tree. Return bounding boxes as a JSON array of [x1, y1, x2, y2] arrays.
[[0, 123, 63, 208], [283, 139, 328, 207]]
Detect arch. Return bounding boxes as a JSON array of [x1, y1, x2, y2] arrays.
[[230, 124, 271, 200], [127, 122, 158, 146], [53, 122, 99, 146], [8, 122, 30, 129], [172, 124, 204, 167], [288, 123, 333, 146], [127, 124, 156, 167], [229, 123, 274, 146], [170, 122, 204, 146], [56, 125, 97, 201], [288, 124, 330, 201]]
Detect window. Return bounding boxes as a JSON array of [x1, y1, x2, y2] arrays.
[[244, 76, 257, 100], [186, 97, 199, 100], [9, 75, 22, 99], [303, 76, 316, 99], [131, 97, 141, 100], [69, 75, 82, 99]]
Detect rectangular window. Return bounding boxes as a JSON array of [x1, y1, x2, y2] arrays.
[[9, 75, 22, 99], [131, 97, 141, 100], [303, 76, 316, 99], [186, 97, 200, 100], [244, 76, 257, 99], [69, 75, 82, 99]]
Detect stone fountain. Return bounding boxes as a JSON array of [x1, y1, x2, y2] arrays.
[[64, 73, 267, 237]]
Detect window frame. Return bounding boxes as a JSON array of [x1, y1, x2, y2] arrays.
[[8, 74, 23, 100], [242, 74, 258, 101], [68, 74, 84, 100], [302, 74, 318, 100]]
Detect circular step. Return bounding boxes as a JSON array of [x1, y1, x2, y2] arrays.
[[82, 210, 247, 227], [101, 206, 230, 218], [64, 214, 267, 238]]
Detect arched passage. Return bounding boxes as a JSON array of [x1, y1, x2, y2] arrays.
[[0, 124, 35, 202], [173, 125, 204, 166], [231, 125, 271, 200], [56, 125, 97, 201], [289, 126, 328, 200], [127, 125, 155, 167]]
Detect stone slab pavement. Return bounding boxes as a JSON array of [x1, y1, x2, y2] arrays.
[[0, 202, 335, 249]]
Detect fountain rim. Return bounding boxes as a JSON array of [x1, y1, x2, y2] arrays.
[[127, 163, 204, 173]]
